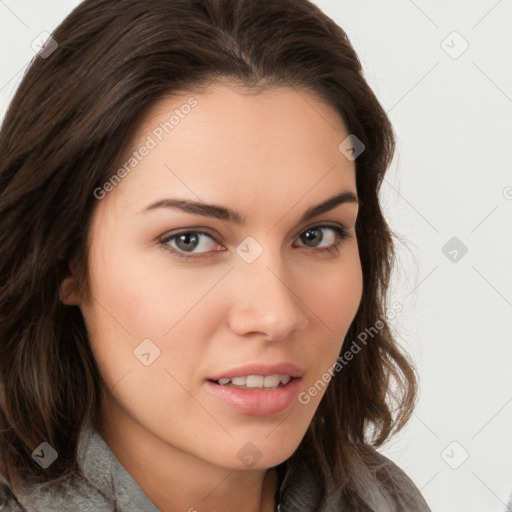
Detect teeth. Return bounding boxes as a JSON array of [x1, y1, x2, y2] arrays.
[[280, 375, 291, 385], [246, 375, 264, 387], [263, 375, 281, 387], [215, 375, 292, 388]]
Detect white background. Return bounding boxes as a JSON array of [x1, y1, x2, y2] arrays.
[[1, 1, 511, 511]]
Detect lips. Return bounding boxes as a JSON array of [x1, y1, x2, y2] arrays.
[[204, 362, 304, 416], [207, 362, 304, 381]]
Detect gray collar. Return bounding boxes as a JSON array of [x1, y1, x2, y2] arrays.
[[16, 425, 161, 512], [76, 425, 161, 511]]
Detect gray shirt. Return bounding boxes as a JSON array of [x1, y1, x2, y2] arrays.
[[0, 426, 431, 511], [1, 426, 160, 512]]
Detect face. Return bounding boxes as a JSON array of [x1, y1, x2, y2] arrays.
[[69, 82, 363, 471]]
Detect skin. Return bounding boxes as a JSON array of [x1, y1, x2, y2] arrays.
[[61, 81, 363, 512]]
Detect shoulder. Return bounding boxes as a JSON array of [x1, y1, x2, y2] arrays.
[[279, 447, 432, 512], [371, 450, 432, 512], [0, 482, 27, 512], [0, 426, 159, 512], [0, 472, 117, 512]]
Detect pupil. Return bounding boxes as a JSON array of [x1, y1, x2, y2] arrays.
[[177, 233, 198, 251], [303, 228, 322, 247]]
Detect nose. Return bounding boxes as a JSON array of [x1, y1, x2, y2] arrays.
[[226, 253, 308, 342]]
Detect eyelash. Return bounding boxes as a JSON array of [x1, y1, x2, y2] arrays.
[[159, 224, 351, 261]]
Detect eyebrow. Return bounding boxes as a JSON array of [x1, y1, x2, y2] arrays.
[[138, 190, 358, 225]]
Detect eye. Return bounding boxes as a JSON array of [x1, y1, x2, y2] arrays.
[[159, 224, 351, 260], [160, 230, 223, 258], [293, 224, 350, 255]]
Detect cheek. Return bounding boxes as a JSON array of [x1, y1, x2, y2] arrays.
[[85, 238, 218, 339], [81, 239, 229, 391], [81, 245, 215, 433], [304, 248, 363, 339], [298, 249, 363, 391]]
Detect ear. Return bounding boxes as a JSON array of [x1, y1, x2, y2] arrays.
[[59, 258, 81, 305]]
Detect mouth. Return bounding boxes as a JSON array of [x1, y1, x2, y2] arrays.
[[204, 365, 303, 416], [208, 374, 294, 390]]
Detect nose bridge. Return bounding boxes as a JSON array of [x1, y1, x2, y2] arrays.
[[227, 242, 308, 339]]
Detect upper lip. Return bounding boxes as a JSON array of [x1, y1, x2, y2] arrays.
[[207, 362, 304, 381]]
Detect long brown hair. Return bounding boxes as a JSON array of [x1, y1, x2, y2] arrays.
[[0, 0, 418, 509]]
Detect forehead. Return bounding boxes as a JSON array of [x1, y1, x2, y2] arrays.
[[101, 83, 356, 220]]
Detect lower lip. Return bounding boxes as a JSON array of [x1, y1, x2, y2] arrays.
[[204, 378, 301, 416]]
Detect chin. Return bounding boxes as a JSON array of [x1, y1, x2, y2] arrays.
[[213, 432, 305, 471]]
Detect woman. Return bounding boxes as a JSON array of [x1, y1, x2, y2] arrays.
[[0, 0, 431, 510]]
